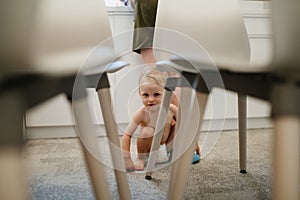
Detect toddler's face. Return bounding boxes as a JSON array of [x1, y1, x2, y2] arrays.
[[139, 82, 164, 109]]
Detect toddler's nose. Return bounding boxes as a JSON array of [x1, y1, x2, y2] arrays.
[[148, 96, 154, 101]]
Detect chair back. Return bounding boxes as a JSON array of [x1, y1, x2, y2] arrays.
[[0, 0, 113, 75], [154, 0, 250, 67], [272, 0, 300, 77]]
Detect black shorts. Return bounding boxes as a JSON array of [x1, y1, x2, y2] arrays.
[[132, 0, 158, 54]]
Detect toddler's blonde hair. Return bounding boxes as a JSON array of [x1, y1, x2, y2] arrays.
[[138, 67, 167, 89]]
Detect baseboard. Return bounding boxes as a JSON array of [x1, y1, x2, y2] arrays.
[[200, 117, 273, 132], [25, 117, 273, 140]]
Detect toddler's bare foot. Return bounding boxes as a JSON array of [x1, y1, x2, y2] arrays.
[[134, 159, 145, 171], [124, 157, 135, 172]]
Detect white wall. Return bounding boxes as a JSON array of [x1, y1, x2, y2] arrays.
[[25, 1, 273, 138]]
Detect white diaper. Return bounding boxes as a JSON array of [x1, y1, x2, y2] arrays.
[[156, 144, 169, 163]]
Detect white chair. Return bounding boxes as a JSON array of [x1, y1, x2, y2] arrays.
[[145, 0, 251, 184], [0, 0, 131, 199], [153, 0, 300, 199], [150, 0, 251, 182]]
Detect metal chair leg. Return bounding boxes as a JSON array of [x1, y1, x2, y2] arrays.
[[238, 93, 247, 173]]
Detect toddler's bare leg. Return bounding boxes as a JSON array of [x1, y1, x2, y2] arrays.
[[122, 134, 135, 171], [171, 88, 180, 107], [164, 125, 176, 152], [135, 127, 154, 170]]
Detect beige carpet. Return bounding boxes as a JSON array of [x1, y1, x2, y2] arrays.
[[24, 129, 272, 199]]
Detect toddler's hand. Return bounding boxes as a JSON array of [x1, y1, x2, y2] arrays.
[[124, 157, 135, 172]]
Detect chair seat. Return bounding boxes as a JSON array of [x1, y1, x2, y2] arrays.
[[31, 47, 115, 77], [168, 56, 271, 74], [83, 61, 129, 76], [1, 0, 113, 77], [1, 47, 115, 78], [157, 59, 272, 101]]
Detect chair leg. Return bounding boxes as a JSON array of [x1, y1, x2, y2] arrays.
[[0, 147, 26, 200], [273, 116, 299, 200], [97, 88, 131, 200], [72, 98, 111, 200], [145, 76, 178, 179], [238, 93, 247, 173], [167, 89, 208, 200], [0, 91, 27, 200], [145, 89, 174, 175]]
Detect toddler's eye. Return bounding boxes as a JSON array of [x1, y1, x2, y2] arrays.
[[142, 93, 149, 97], [153, 93, 161, 97]]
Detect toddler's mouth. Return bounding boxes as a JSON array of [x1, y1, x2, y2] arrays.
[[148, 104, 160, 111]]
